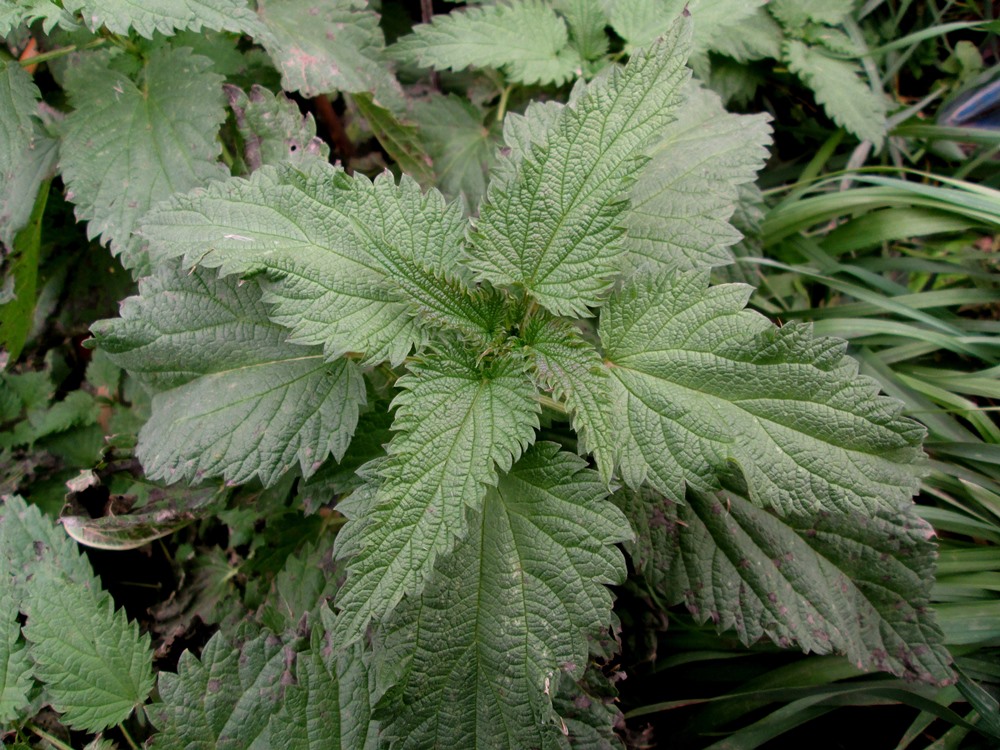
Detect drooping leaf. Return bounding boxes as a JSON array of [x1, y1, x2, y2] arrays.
[[333, 345, 540, 643], [151, 630, 289, 749], [0, 495, 154, 733], [92, 264, 366, 487], [0, 58, 57, 251], [521, 315, 616, 483], [59, 47, 228, 269], [375, 443, 631, 748], [140, 162, 496, 365], [784, 40, 888, 146], [599, 270, 926, 515], [0, 180, 48, 365], [62, 0, 259, 37], [390, 0, 582, 86], [350, 92, 435, 187], [255, 0, 400, 103], [225, 83, 329, 172], [467, 26, 692, 316], [412, 94, 498, 209], [617, 485, 954, 684], [623, 82, 771, 272]]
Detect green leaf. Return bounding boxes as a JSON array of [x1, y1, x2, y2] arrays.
[[22, 563, 155, 732], [617, 485, 954, 684], [467, 27, 692, 316], [552, 0, 609, 62], [375, 443, 631, 748], [59, 47, 228, 269], [259, 536, 341, 632], [265, 611, 377, 750], [0, 179, 48, 365], [599, 270, 926, 515], [521, 315, 616, 483], [140, 162, 493, 365], [350, 92, 435, 187], [769, 0, 854, 30], [225, 83, 329, 172], [784, 40, 887, 146], [603, 0, 767, 55], [0, 495, 154, 732], [412, 94, 498, 209], [390, 0, 582, 86], [92, 264, 366, 487], [623, 82, 771, 272], [62, 0, 259, 37], [151, 630, 288, 749], [0, 0, 76, 35], [0, 58, 57, 251], [0, 582, 31, 724], [255, 0, 400, 102], [333, 345, 540, 643], [700, 4, 782, 62]]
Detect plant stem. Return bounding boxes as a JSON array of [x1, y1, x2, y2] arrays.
[[496, 84, 514, 122], [26, 723, 74, 750], [119, 722, 141, 750], [19, 37, 108, 67]]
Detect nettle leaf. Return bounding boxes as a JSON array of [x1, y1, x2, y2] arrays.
[[375, 443, 630, 748], [603, 0, 767, 55], [617, 485, 953, 684], [0, 0, 76, 35], [333, 345, 540, 643], [623, 82, 771, 272], [784, 40, 888, 146], [702, 7, 782, 63], [468, 25, 692, 316], [0, 495, 154, 732], [412, 94, 498, 209], [522, 315, 616, 483], [225, 84, 329, 172], [769, 0, 854, 29], [255, 0, 400, 102], [152, 630, 287, 749], [552, 0, 609, 62], [92, 264, 365, 487], [0, 58, 57, 250], [600, 270, 925, 514], [59, 46, 228, 270], [62, 0, 259, 37], [140, 162, 494, 366], [0, 581, 31, 724], [391, 0, 582, 86]]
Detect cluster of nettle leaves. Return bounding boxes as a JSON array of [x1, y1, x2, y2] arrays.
[[0, 0, 953, 747]]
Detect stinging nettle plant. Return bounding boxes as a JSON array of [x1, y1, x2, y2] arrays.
[[0, 1, 954, 746]]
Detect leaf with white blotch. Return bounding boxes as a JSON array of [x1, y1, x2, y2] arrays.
[[151, 630, 288, 749], [769, 0, 854, 30], [0, 583, 31, 724], [0, 59, 57, 250], [92, 264, 365, 487], [0, 495, 154, 732], [603, 0, 767, 55], [59, 47, 228, 270], [467, 26, 692, 316], [391, 0, 582, 86], [617, 485, 953, 685], [412, 94, 498, 209], [255, 0, 401, 103], [623, 82, 771, 272], [140, 162, 499, 365], [265, 610, 377, 750], [785, 40, 887, 146], [0, 0, 76, 35], [522, 315, 616, 483], [62, 0, 259, 37], [225, 84, 329, 172], [599, 270, 925, 515], [375, 443, 630, 749], [333, 345, 540, 643]]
